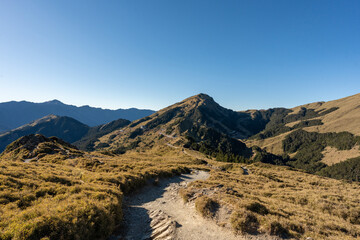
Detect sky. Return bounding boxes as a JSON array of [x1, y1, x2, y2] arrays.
[[0, 0, 359, 111]]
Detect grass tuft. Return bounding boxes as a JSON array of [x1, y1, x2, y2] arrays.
[[195, 195, 218, 218]]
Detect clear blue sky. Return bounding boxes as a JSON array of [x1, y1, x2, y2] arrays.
[[0, 0, 359, 111]]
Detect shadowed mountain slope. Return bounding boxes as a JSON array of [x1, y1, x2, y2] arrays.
[[0, 115, 131, 153], [73, 118, 130, 151], [0, 115, 89, 152]]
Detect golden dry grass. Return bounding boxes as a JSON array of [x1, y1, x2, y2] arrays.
[[0, 145, 204, 240], [246, 93, 360, 158], [245, 131, 293, 155], [185, 162, 360, 239], [1, 141, 360, 240], [321, 146, 360, 166], [294, 93, 360, 135]]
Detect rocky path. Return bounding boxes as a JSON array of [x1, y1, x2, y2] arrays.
[[110, 170, 248, 240]]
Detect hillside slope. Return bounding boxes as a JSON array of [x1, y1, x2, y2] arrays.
[[247, 93, 360, 155], [294, 93, 360, 135], [0, 99, 154, 132], [245, 93, 360, 178]]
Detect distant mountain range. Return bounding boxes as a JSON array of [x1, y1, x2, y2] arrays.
[[0, 99, 154, 132]]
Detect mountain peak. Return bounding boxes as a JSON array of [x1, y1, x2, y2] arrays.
[[194, 93, 212, 99], [180, 93, 216, 106], [189, 93, 213, 101], [44, 99, 64, 105]]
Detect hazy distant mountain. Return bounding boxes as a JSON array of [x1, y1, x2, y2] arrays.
[[0, 99, 154, 132]]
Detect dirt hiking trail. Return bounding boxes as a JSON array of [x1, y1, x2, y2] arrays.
[[109, 170, 256, 240]]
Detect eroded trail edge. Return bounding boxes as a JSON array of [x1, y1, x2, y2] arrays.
[[111, 170, 246, 240]]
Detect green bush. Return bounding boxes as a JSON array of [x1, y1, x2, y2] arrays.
[[283, 130, 359, 174], [318, 157, 360, 181]]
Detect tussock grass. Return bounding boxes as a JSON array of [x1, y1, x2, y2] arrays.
[[2, 138, 360, 239], [186, 162, 360, 239], [179, 188, 194, 203], [195, 195, 218, 218], [0, 145, 201, 240], [230, 210, 259, 234]]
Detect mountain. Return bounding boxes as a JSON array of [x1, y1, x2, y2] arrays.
[[2, 93, 359, 180], [0, 99, 154, 132], [0, 134, 83, 162], [1, 93, 360, 240], [246, 93, 360, 154], [0, 115, 130, 152], [94, 94, 287, 163]]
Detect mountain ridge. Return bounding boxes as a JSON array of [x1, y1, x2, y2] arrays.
[[0, 99, 154, 132]]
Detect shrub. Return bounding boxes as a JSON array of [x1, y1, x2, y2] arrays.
[[349, 208, 360, 225], [179, 188, 193, 203], [246, 202, 269, 215], [318, 157, 360, 181], [231, 210, 259, 234], [95, 143, 110, 149], [268, 221, 291, 238], [195, 195, 218, 218]]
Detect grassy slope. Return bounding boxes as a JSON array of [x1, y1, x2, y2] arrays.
[[246, 93, 360, 158], [0, 142, 199, 240], [1, 136, 360, 239], [292, 93, 360, 135], [184, 163, 360, 239]]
